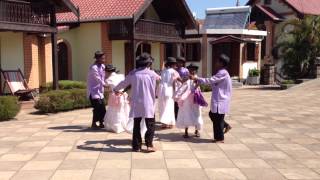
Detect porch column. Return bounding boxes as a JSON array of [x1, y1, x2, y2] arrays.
[[201, 34, 208, 77], [50, 6, 58, 90], [265, 20, 274, 64]]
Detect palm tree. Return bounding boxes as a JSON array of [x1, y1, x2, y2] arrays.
[[276, 15, 320, 79]]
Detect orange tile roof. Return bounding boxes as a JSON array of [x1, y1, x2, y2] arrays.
[[286, 0, 320, 15], [57, 0, 146, 23], [247, 0, 320, 15]]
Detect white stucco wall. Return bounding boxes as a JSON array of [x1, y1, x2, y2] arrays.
[[59, 23, 102, 81], [0, 32, 24, 72], [243, 62, 258, 79], [151, 43, 161, 71]]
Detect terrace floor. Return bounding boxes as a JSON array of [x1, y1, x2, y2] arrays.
[[0, 79, 320, 180]]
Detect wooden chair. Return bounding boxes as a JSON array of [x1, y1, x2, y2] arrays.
[[0, 68, 35, 99]]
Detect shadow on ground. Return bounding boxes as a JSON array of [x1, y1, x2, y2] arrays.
[[156, 133, 213, 144], [48, 125, 105, 133], [77, 139, 132, 152]]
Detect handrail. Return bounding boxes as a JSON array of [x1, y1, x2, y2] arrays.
[[138, 19, 176, 26]]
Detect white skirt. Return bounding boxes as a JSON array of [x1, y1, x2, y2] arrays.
[[158, 85, 176, 125], [176, 94, 203, 130], [104, 93, 146, 134]]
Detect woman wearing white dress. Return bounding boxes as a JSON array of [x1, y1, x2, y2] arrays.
[[104, 65, 146, 134], [158, 57, 181, 129], [175, 63, 203, 138]]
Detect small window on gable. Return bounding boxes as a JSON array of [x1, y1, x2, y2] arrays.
[[186, 42, 201, 62], [264, 0, 271, 5]]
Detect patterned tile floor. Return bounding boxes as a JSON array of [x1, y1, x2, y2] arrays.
[[0, 79, 320, 180]]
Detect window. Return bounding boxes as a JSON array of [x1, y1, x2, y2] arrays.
[[136, 43, 151, 57], [186, 42, 201, 62], [264, 0, 271, 5], [246, 43, 259, 61]]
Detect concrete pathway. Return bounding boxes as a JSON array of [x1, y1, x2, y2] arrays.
[[0, 79, 320, 180]]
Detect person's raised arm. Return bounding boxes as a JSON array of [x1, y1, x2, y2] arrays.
[[194, 70, 228, 85]]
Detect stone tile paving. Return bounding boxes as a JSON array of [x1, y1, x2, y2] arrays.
[[0, 79, 320, 180]]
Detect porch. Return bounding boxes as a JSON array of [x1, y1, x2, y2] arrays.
[[0, 0, 79, 94], [210, 35, 262, 80]]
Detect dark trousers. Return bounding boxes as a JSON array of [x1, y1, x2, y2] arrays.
[[209, 111, 226, 141], [132, 117, 155, 150], [174, 102, 179, 120], [89, 96, 106, 126]]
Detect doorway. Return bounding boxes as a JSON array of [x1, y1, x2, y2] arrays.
[[57, 42, 69, 80], [212, 42, 240, 77]]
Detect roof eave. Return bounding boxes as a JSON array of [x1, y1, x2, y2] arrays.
[[57, 16, 133, 24]]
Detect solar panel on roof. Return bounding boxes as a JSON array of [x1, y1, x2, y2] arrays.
[[204, 11, 250, 29]]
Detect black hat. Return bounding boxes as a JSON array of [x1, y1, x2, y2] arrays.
[[94, 51, 105, 59], [219, 54, 230, 67], [186, 63, 199, 70], [177, 56, 186, 62], [166, 57, 177, 64], [105, 64, 116, 72], [136, 53, 154, 64]]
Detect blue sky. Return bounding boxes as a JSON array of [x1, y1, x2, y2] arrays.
[[186, 0, 249, 19]]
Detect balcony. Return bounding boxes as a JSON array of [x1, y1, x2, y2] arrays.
[[109, 19, 184, 42], [0, 1, 55, 32], [135, 19, 184, 42]]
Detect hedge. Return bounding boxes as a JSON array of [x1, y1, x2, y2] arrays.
[[0, 96, 20, 121], [41, 80, 86, 93], [35, 89, 91, 113], [200, 84, 212, 92]]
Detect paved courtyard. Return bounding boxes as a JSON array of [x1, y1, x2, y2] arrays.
[[0, 79, 320, 180]]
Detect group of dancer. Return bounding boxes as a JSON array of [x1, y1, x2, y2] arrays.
[[87, 51, 232, 153]]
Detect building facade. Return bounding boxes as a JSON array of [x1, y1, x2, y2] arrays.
[[0, 0, 79, 93], [56, 0, 197, 81], [186, 6, 267, 80]]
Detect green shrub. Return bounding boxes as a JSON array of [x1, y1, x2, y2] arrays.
[[282, 80, 295, 84], [0, 96, 20, 121], [41, 80, 86, 93], [248, 69, 260, 77], [200, 84, 212, 92], [35, 89, 91, 113]]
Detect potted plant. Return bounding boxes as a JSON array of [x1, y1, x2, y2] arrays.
[[247, 68, 260, 85], [280, 80, 296, 90]]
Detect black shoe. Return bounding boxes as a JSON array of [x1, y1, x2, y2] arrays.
[[99, 124, 105, 128], [224, 125, 232, 134], [91, 122, 99, 129], [183, 134, 189, 138]]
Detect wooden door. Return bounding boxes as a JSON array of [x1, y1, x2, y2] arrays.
[[125, 42, 134, 75], [58, 42, 69, 80]]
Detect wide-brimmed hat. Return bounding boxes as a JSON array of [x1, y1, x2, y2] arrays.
[[186, 63, 199, 70], [105, 64, 116, 72], [136, 53, 154, 64], [94, 51, 105, 59], [166, 57, 177, 64], [176, 56, 186, 62]]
